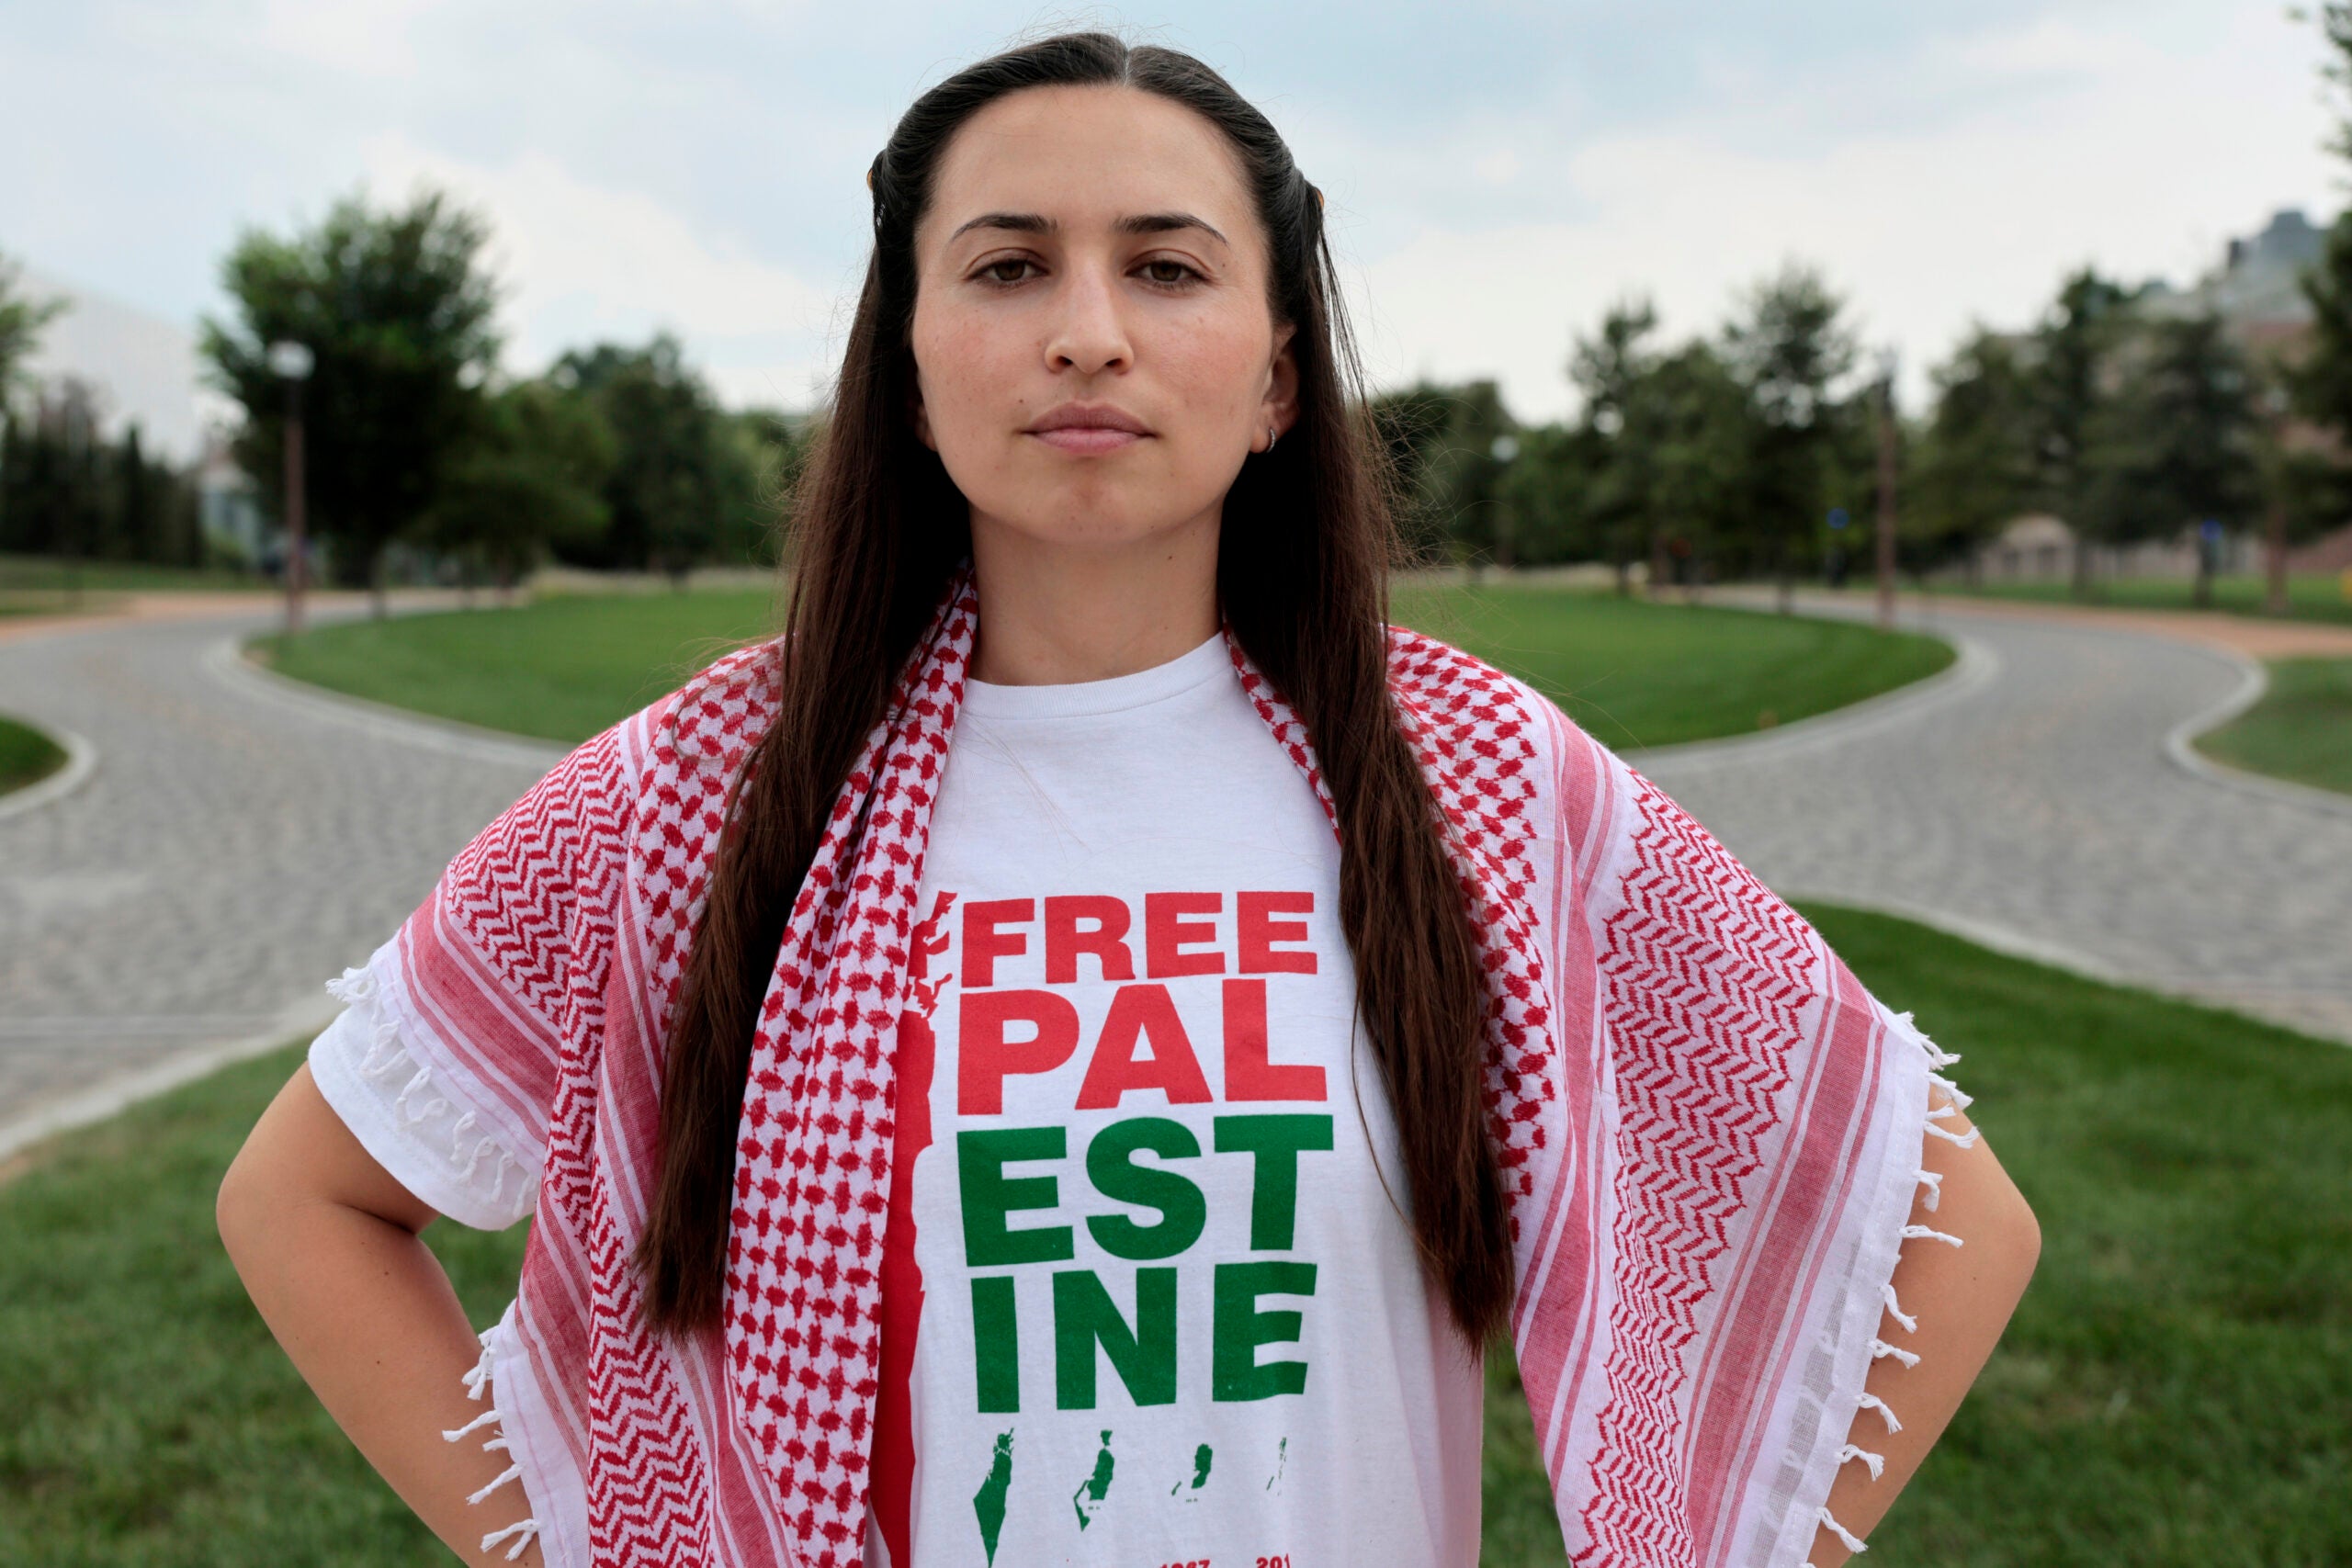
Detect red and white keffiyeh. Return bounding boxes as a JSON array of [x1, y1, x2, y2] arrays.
[[356, 569, 1960, 1567]]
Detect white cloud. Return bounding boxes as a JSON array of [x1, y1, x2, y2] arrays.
[[11, 0, 2341, 435], [256, 0, 441, 77], [360, 132, 845, 407], [1343, 4, 2341, 423]]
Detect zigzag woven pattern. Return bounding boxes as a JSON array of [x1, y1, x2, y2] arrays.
[[393, 566, 1929, 1568], [1573, 768, 1821, 1567]]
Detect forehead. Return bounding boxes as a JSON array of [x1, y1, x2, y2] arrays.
[[921, 84, 1257, 251]]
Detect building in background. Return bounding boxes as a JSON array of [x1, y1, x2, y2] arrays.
[[2143, 206, 2323, 357], [18, 267, 219, 462], [1971, 209, 2336, 584], [16, 265, 255, 563]]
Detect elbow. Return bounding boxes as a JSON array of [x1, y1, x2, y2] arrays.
[[1986, 1173, 2042, 1307], [214, 1137, 271, 1274], [214, 1149, 250, 1262]]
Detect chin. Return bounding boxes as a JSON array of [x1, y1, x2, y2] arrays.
[[971, 491, 1202, 556], [960, 461, 1210, 549]]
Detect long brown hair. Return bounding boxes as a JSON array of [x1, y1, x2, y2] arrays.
[[635, 29, 1511, 1348]]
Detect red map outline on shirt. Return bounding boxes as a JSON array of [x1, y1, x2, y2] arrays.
[[872, 889, 956, 1567]]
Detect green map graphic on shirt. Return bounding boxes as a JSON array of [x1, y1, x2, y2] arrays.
[[1172, 1442, 1213, 1496], [1071, 1430, 1115, 1528], [972, 1430, 1013, 1564]]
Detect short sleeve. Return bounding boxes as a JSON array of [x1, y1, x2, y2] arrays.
[[1590, 750, 1943, 1567], [309, 939, 538, 1229], [1503, 682, 1954, 1568], [308, 720, 634, 1231]]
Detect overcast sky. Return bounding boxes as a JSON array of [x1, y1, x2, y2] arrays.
[[4, 1, 2342, 424]]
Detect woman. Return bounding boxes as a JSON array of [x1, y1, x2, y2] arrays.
[[217, 30, 2039, 1568]]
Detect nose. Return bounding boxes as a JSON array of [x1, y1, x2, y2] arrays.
[[1043, 255, 1133, 376]]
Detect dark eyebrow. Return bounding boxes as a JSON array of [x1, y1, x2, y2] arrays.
[[1119, 211, 1229, 245], [949, 211, 1052, 243], [946, 210, 1230, 246]]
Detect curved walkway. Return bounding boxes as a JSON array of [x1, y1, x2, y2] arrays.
[[0, 603, 553, 1160], [2, 588, 2346, 1161], [1639, 596, 2352, 1045]]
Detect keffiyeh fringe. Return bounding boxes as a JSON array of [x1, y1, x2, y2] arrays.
[[442, 1325, 542, 1562], [1809, 1010, 1977, 1565], [327, 964, 524, 1206]]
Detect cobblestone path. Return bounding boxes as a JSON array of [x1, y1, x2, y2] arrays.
[[0, 607, 555, 1155], [1640, 599, 2352, 1045], [3, 592, 2346, 1156]]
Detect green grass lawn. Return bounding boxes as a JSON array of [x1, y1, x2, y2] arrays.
[[259, 582, 1953, 753], [5, 905, 2344, 1565], [2194, 658, 2352, 798], [1932, 571, 2352, 626], [1396, 583, 1953, 750], [1480, 903, 2352, 1567], [0, 714, 68, 795], [257, 590, 785, 743], [0, 555, 264, 617]]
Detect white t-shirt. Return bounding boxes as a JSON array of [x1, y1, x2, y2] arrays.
[[308, 627, 1487, 1568], [864, 630, 1484, 1568]]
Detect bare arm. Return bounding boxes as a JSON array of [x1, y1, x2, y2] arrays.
[[1805, 1088, 2041, 1565], [216, 1061, 548, 1568]]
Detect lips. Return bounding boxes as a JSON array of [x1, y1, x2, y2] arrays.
[[1025, 403, 1151, 454], [1026, 402, 1151, 435]]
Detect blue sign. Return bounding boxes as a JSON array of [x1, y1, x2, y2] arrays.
[[1827, 507, 1850, 531], [2199, 518, 2223, 543]]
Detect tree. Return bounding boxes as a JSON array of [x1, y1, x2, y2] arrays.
[[716, 407, 811, 567], [552, 335, 756, 580], [2026, 267, 2135, 596], [422, 379, 616, 592], [1721, 264, 1860, 609], [0, 251, 65, 407], [1414, 380, 1520, 568], [2285, 6, 2352, 608], [1912, 328, 2039, 577], [2079, 312, 2260, 606], [1362, 379, 1519, 568], [1556, 302, 1754, 594], [0, 381, 106, 566], [1366, 380, 1461, 560], [0, 393, 204, 570], [1495, 421, 1603, 570], [1566, 299, 1666, 587], [1642, 341, 1760, 597], [200, 187, 500, 599]]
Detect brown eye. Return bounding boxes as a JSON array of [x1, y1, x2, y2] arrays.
[[1142, 259, 1200, 286], [980, 259, 1035, 285]]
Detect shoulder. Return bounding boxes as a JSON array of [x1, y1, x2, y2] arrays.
[[625, 639, 790, 808], [1381, 622, 1613, 794]]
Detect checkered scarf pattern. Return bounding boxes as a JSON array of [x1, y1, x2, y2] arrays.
[[400, 565, 1939, 1567]]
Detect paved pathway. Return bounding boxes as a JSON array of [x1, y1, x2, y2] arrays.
[[0, 604, 554, 1157], [1, 589, 2346, 1159], [1639, 596, 2352, 1044]]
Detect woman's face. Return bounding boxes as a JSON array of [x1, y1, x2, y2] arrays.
[[909, 84, 1298, 558]]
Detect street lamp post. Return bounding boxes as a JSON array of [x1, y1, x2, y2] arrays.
[[1873, 354, 1900, 633], [266, 340, 314, 634]]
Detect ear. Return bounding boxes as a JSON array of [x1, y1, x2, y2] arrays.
[[1261, 320, 1301, 445], [910, 378, 936, 451]]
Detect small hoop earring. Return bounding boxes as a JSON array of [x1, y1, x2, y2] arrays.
[[1266, 425, 1280, 453]]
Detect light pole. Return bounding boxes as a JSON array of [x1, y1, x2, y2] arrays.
[[266, 339, 314, 634], [1872, 351, 1900, 633], [1489, 433, 1521, 571]]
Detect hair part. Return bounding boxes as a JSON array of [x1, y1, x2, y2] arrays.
[[634, 28, 1512, 1349]]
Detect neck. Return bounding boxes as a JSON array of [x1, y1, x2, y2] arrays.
[[965, 509, 1222, 685]]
